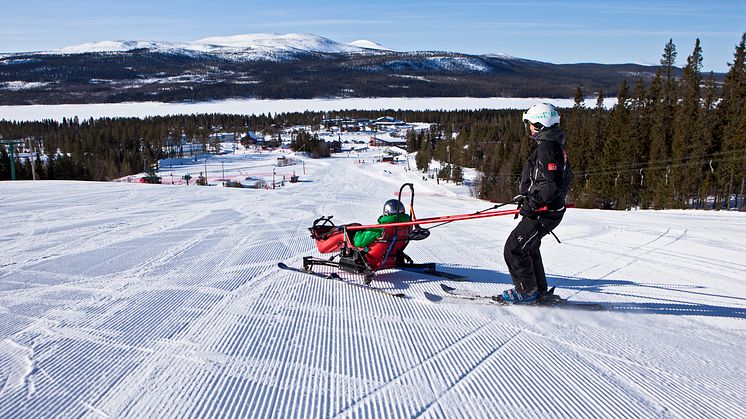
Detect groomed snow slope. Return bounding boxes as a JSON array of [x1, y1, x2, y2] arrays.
[[1, 149, 746, 418]]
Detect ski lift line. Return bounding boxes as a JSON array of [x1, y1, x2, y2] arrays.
[[479, 155, 744, 181], [477, 149, 746, 181], [579, 149, 746, 173], [577, 155, 746, 177], [574, 152, 746, 176], [581, 153, 746, 175], [575, 149, 746, 175], [344, 206, 559, 231]]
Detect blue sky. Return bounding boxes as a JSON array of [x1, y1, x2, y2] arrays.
[[1, 0, 744, 72]]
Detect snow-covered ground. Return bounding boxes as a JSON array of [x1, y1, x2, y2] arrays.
[[1, 147, 745, 418], [130, 145, 303, 187], [0, 97, 616, 122]]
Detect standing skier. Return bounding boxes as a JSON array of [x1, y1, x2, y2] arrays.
[[499, 103, 571, 304]]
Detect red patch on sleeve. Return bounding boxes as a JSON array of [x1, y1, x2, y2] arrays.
[[547, 163, 558, 170]]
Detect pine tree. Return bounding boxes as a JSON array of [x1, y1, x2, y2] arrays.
[[671, 39, 703, 208], [697, 72, 719, 207], [647, 70, 670, 209], [629, 78, 651, 208], [599, 79, 632, 208], [565, 87, 586, 201], [453, 128, 469, 167], [661, 39, 678, 89], [717, 33, 746, 209], [434, 136, 448, 162], [452, 165, 464, 184], [578, 91, 607, 207], [438, 164, 451, 182], [647, 40, 681, 209], [0, 146, 9, 180], [415, 133, 432, 172], [406, 128, 418, 152], [34, 153, 44, 180]]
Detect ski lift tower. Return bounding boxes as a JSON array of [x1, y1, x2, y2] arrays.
[[1, 139, 24, 180]]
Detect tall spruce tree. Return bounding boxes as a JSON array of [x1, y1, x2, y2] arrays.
[[599, 79, 632, 209], [647, 40, 681, 209], [563, 87, 586, 203], [0, 146, 10, 180], [415, 132, 433, 172], [566, 87, 585, 171], [630, 78, 651, 208], [661, 39, 677, 87], [646, 70, 671, 209], [719, 33, 746, 210], [671, 39, 703, 208], [698, 72, 719, 207], [577, 91, 607, 207]]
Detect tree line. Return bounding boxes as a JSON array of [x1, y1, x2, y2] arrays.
[[2, 34, 744, 210]]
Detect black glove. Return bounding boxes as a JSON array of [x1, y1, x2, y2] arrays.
[[513, 194, 526, 206], [519, 199, 538, 217]]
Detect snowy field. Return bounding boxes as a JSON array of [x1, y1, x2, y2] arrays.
[[1, 148, 746, 418], [0, 97, 616, 122]]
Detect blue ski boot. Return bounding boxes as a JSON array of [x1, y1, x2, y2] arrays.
[[499, 287, 539, 304]]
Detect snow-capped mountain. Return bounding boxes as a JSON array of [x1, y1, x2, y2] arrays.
[[193, 33, 375, 54], [0, 33, 670, 105], [55, 40, 173, 54], [348, 39, 394, 51], [47, 33, 388, 62]]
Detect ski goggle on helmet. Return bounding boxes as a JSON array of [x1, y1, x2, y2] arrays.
[[383, 199, 406, 215], [522, 103, 561, 134]]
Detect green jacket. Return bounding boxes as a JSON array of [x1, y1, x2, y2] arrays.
[[353, 213, 411, 248]]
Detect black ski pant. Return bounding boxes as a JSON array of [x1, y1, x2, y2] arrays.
[[503, 213, 563, 293]]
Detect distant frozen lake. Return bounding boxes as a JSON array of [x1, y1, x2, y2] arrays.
[[0, 97, 615, 122]]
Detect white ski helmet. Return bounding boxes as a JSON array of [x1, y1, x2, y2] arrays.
[[522, 103, 561, 129], [383, 199, 405, 215]]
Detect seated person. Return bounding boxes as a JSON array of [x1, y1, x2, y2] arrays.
[[353, 199, 411, 248]]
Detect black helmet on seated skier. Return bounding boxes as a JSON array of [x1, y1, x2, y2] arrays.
[[522, 103, 561, 140], [383, 199, 406, 215]]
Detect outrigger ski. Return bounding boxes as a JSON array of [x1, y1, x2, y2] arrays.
[[432, 284, 604, 311], [277, 262, 406, 298]]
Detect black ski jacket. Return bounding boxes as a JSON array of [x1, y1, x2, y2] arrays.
[[519, 126, 569, 213]]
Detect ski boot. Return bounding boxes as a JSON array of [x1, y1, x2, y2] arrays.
[[493, 287, 539, 304]]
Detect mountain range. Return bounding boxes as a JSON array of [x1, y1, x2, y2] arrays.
[[0, 33, 681, 106]]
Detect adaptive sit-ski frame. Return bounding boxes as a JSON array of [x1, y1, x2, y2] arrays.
[[303, 183, 439, 283]]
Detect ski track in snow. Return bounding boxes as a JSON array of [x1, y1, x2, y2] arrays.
[[1, 151, 746, 418]]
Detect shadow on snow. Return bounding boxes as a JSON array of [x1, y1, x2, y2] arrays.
[[383, 264, 746, 319]]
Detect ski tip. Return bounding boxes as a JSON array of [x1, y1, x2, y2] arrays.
[[277, 262, 288, 269], [440, 283, 456, 292], [424, 292, 443, 302]]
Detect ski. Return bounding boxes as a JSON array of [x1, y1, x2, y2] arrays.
[[431, 284, 604, 311], [277, 262, 406, 298]]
